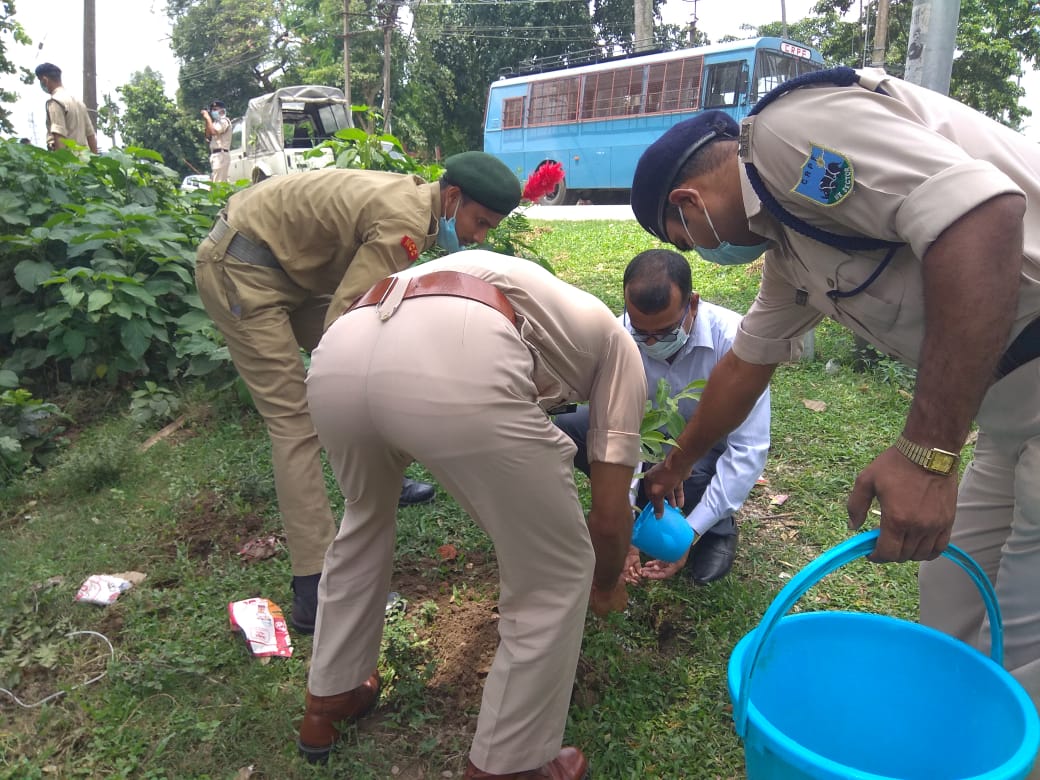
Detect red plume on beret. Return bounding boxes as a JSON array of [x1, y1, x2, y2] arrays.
[[521, 162, 565, 203]]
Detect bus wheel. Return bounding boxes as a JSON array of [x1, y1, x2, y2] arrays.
[[539, 170, 573, 206]]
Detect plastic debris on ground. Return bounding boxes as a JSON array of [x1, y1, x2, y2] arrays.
[[228, 598, 293, 658], [75, 571, 147, 605], [386, 591, 407, 615]]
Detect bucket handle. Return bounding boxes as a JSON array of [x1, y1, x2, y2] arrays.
[[734, 529, 1003, 738]]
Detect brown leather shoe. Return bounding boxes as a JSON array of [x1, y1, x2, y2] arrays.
[[464, 746, 588, 779], [297, 672, 380, 763]]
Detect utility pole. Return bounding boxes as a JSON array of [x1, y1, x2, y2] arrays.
[[83, 0, 97, 119], [378, 0, 398, 134], [904, 0, 961, 94], [870, 0, 891, 68], [634, 0, 654, 52], [342, 0, 354, 128]]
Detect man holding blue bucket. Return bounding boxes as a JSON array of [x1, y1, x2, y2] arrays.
[[629, 66, 1040, 775], [555, 249, 770, 585]]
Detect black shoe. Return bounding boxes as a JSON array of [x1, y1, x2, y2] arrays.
[[685, 532, 737, 585], [291, 573, 321, 634], [399, 477, 435, 507]]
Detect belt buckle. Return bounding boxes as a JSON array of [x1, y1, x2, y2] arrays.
[[376, 277, 405, 321]]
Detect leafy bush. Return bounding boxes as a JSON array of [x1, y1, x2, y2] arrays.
[[0, 388, 67, 485], [0, 140, 232, 393]]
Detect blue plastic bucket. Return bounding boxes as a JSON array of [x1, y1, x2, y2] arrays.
[[728, 530, 1039, 780]]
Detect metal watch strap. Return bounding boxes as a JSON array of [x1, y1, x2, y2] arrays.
[[894, 435, 959, 475]]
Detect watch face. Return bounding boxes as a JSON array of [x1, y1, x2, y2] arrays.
[[928, 451, 956, 474]]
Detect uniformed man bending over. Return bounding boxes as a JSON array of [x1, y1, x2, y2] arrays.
[[194, 153, 522, 633], [298, 250, 645, 779], [630, 67, 1040, 775]]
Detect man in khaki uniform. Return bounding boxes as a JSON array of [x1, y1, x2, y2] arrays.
[[631, 67, 1040, 774], [201, 99, 232, 182], [34, 63, 98, 153], [298, 251, 646, 779], [194, 154, 522, 634]]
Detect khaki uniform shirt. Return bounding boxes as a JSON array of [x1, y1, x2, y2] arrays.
[[208, 115, 232, 151], [398, 251, 646, 468], [45, 86, 95, 148], [734, 68, 1040, 368], [225, 168, 441, 327]]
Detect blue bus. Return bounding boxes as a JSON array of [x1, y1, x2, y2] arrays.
[[483, 37, 825, 204]]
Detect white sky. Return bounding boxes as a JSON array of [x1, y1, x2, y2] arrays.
[[3, 0, 1038, 147]]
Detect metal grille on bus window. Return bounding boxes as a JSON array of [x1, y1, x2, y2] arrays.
[[502, 97, 524, 129], [528, 76, 580, 126], [651, 56, 702, 113], [580, 66, 641, 120]]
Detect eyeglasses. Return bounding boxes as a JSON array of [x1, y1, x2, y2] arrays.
[[624, 300, 691, 343]]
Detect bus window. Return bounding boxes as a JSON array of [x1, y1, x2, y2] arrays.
[[529, 76, 580, 125], [703, 60, 746, 108], [581, 65, 643, 119], [503, 97, 524, 129], [752, 49, 821, 101]]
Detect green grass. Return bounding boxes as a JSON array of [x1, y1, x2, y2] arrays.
[[0, 220, 927, 779]]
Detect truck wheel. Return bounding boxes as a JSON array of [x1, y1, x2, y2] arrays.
[[251, 167, 269, 184], [538, 165, 576, 206]]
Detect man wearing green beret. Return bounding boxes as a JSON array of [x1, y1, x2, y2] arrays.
[[194, 152, 522, 633]]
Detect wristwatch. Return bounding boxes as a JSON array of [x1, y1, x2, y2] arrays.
[[894, 435, 959, 475]]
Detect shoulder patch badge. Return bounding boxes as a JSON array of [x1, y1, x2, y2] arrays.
[[400, 235, 419, 261], [792, 145, 853, 206]]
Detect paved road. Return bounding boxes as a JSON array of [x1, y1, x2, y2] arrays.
[[523, 204, 635, 221]]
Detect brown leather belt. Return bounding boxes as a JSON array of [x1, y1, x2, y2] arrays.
[[350, 270, 516, 328]]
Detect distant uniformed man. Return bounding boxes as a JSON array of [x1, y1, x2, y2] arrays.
[[630, 66, 1040, 772], [201, 100, 232, 182], [297, 251, 645, 780], [194, 154, 523, 634], [34, 62, 98, 153]]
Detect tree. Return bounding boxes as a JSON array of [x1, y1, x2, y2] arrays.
[[167, 0, 292, 115], [0, 1, 31, 134], [402, 0, 599, 155], [117, 68, 204, 177], [96, 92, 120, 148]]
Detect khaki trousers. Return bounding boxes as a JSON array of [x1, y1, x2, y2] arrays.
[[195, 238, 336, 575], [919, 358, 1040, 776], [209, 150, 230, 183], [306, 297, 594, 774]]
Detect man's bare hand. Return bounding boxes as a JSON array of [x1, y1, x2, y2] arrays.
[[847, 447, 958, 562], [589, 580, 627, 616], [642, 459, 687, 516], [639, 545, 691, 580]]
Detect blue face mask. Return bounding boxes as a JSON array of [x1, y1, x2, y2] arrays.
[[436, 200, 462, 253], [639, 325, 689, 361], [210, 110, 222, 121], [679, 204, 770, 266]]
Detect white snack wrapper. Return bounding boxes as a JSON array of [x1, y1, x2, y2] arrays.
[[228, 597, 293, 658], [75, 574, 133, 605]]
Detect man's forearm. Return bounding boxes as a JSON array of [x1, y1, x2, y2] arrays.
[[905, 193, 1025, 452], [669, 351, 776, 475], [587, 460, 637, 588]]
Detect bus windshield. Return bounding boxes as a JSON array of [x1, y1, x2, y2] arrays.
[[483, 37, 825, 205]]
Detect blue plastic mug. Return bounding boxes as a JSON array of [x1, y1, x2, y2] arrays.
[[631, 502, 695, 562]]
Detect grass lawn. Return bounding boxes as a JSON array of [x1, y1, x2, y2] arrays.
[[0, 219, 931, 779]]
